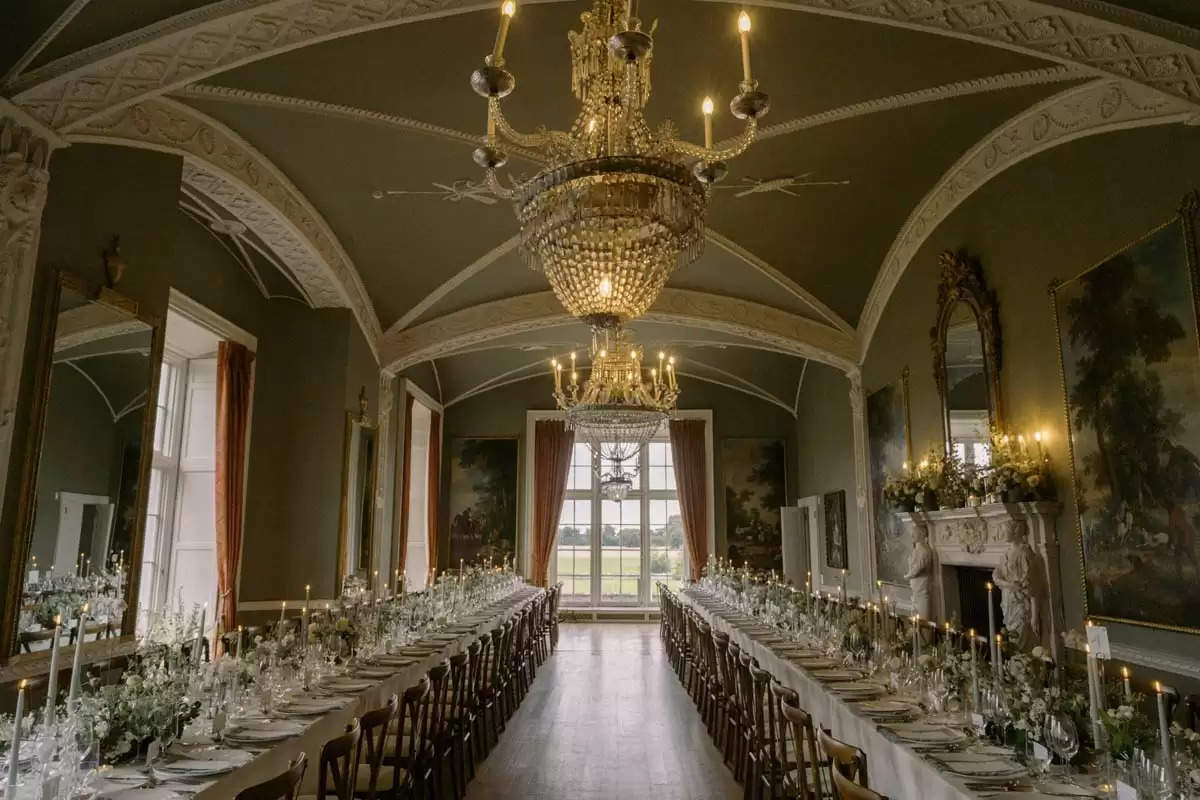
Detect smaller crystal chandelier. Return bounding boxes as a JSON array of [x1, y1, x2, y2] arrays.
[[552, 327, 679, 496]]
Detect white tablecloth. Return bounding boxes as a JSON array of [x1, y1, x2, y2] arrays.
[[194, 585, 542, 798], [680, 587, 985, 800]]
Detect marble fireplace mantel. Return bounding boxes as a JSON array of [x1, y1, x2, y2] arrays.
[[894, 501, 1065, 662]]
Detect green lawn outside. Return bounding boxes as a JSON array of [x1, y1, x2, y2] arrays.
[[555, 546, 684, 603]]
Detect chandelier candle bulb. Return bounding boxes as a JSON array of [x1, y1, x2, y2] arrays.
[[492, 0, 516, 63], [738, 12, 753, 83], [702, 97, 714, 149], [44, 615, 62, 728]]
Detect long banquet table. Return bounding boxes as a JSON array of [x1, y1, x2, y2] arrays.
[[182, 584, 543, 799], [680, 586, 994, 800]]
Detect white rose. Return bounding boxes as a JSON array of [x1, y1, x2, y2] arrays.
[[1031, 646, 1046, 659]]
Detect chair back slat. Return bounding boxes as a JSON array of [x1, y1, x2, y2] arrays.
[[357, 695, 398, 799], [317, 719, 361, 800]]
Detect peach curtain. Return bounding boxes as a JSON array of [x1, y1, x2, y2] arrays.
[[396, 394, 415, 577], [669, 419, 708, 580], [531, 420, 575, 586], [426, 410, 442, 577], [215, 341, 255, 632]]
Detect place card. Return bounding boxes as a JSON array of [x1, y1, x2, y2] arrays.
[[1086, 624, 1111, 659], [1115, 780, 1137, 800], [1032, 741, 1049, 764]]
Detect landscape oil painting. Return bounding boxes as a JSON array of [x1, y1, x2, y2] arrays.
[[867, 370, 911, 586], [1053, 202, 1200, 632], [448, 438, 519, 567], [823, 489, 848, 570], [722, 438, 785, 571]]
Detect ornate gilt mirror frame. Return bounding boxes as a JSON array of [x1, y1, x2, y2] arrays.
[[336, 387, 378, 593], [1, 270, 164, 663], [930, 250, 1003, 452]]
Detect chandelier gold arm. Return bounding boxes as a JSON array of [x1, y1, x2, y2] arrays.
[[483, 168, 519, 200], [665, 117, 758, 162], [487, 97, 575, 155]]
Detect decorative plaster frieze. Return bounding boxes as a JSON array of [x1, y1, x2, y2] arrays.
[[858, 78, 1195, 356], [67, 97, 382, 352], [381, 289, 859, 373], [0, 112, 56, 528], [11, 0, 1200, 132]]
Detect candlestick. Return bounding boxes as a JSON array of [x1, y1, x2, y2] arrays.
[[701, 97, 713, 149], [237, 625, 244, 660], [840, 569, 847, 604], [1121, 666, 1132, 702], [44, 616, 61, 728], [995, 633, 1003, 680], [737, 11, 753, 83], [1155, 681, 1176, 791], [968, 628, 978, 709], [7, 681, 25, 791], [279, 600, 286, 623], [67, 604, 88, 708], [985, 581, 997, 676], [1085, 645, 1100, 721], [492, 0, 516, 63]]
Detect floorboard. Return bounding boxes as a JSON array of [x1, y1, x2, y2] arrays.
[[466, 622, 742, 800]]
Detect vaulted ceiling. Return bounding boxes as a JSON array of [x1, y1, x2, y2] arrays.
[[6, 0, 1200, 414]]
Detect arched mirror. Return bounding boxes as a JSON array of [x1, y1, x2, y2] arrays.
[[931, 250, 1001, 465]]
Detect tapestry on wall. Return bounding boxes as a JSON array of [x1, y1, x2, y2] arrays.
[[722, 438, 785, 571], [448, 438, 519, 567], [823, 490, 848, 570], [867, 370, 912, 586], [1052, 195, 1200, 633]]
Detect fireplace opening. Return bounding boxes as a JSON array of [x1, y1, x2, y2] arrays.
[[952, 565, 1002, 636]]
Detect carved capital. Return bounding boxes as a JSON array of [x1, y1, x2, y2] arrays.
[[0, 118, 52, 248]]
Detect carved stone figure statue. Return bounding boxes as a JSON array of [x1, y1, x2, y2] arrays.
[[992, 519, 1038, 650], [904, 523, 934, 619]]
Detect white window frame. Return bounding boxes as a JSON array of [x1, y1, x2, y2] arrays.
[[523, 409, 714, 609]]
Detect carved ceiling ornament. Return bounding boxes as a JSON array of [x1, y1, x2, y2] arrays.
[[68, 98, 383, 351], [938, 517, 990, 554], [10, 0, 1200, 133], [860, 78, 1196, 357], [930, 249, 1002, 448]]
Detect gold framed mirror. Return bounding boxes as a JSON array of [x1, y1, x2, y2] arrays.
[[931, 250, 1002, 461], [336, 388, 377, 593], [2, 272, 164, 661]]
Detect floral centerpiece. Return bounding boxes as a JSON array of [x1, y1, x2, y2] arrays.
[[1098, 702, 1157, 760], [982, 428, 1054, 503], [75, 652, 202, 764], [1170, 723, 1200, 792]]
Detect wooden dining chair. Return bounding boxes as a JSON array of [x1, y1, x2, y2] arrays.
[[831, 768, 888, 800], [355, 695, 398, 799], [299, 719, 361, 800], [780, 695, 829, 800], [237, 753, 308, 800], [817, 729, 869, 794]]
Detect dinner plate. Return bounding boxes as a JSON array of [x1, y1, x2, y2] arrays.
[[278, 698, 345, 715], [320, 677, 375, 693], [793, 658, 840, 670], [353, 666, 397, 678], [885, 725, 967, 746], [854, 700, 918, 717], [372, 655, 416, 667], [152, 759, 238, 778], [103, 790, 184, 800], [828, 681, 885, 699], [809, 668, 865, 682]]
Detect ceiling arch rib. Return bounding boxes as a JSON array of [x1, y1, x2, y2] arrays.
[[857, 77, 1196, 357], [381, 289, 859, 373], [66, 97, 383, 353], [11, 0, 1200, 134]]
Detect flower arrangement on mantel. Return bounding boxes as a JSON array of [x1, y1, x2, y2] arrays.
[[883, 427, 1055, 512]]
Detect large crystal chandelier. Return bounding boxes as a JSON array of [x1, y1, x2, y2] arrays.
[[469, 0, 770, 328], [551, 327, 679, 497]]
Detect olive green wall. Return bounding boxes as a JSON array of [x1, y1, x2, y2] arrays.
[[438, 373, 801, 572], [0, 144, 380, 637], [796, 123, 1200, 682]]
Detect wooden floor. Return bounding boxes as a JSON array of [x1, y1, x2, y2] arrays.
[[467, 622, 741, 800]]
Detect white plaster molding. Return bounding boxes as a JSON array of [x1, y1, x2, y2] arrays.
[[12, 0, 1200, 133], [373, 371, 394, 580], [390, 238, 520, 333], [9, 0, 512, 131], [681, 358, 797, 416], [858, 79, 1195, 357], [67, 97, 383, 353], [793, 359, 808, 417], [176, 85, 547, 165], [1, 0, 98, 86], [731, 0, 1200, 104], [0, 114, 55, 532], [168, 287, 257, 350], [846, 368, 876, 595], [380, 289, 859, 373], [755, 66, 1083, 143]]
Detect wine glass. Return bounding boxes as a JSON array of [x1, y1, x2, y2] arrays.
[[1044, 712, 1079, 777]]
